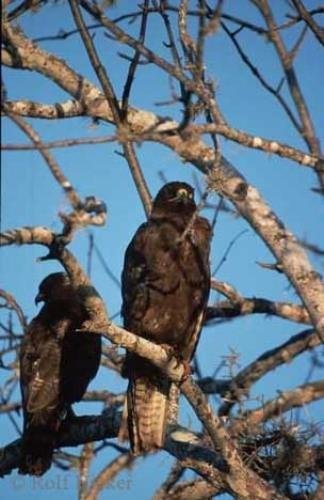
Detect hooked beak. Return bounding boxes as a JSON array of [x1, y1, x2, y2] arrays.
[[35, 292, 44, 306], [176, 190, 191, 204]]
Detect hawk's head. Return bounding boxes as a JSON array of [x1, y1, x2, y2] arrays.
[[35, 273, 74, 305], [152, 182, 196, 217]]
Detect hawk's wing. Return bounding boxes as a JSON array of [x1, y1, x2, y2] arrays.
[[19, 316, 66, 476], [121, 220, 182, 331], [60, 329, 102, 404], [179, 215, 212, 361], [20, 318, 63, 419]]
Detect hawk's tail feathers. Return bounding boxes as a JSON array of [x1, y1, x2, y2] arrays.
[[19, 426, 55, 476], [118, 376, 171, 455]]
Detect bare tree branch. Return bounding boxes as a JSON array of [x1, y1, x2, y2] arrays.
[[251, 1, 321, 159], [206, 296, 311, 325], [218, 329, 321, 416], [0, 290, 27, 331], [231, 380, 324, 435], [290, 0, 324, 46]]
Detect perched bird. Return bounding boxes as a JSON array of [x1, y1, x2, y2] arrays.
[[19, 273, 101, 476], [119, 182, 211, 454]]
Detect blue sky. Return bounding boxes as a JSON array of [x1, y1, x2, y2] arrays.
[[1, 1, 323, 498]]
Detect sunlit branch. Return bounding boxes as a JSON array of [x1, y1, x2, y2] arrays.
[[1, 99, 84, 119], [206, 296, 311, 325]]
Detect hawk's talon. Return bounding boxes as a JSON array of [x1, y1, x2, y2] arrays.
[[159, 343, 175, 359], [172, 355, 192, 381]]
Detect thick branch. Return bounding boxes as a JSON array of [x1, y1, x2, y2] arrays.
[[0, 226, 55, 248], [180, 378, 285, 499], [206, 297, 311, 325], [2, 99, 84, 119], [165, 479, 221, 500], [0, 412, 227, 486], [0, 409, 120, 477]]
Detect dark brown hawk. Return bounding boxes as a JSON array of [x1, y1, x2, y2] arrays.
[[118, 182, 211, 454], [19, 273, 101, 476]]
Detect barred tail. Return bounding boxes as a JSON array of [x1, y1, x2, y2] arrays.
[[118, 376, 171, 455]]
